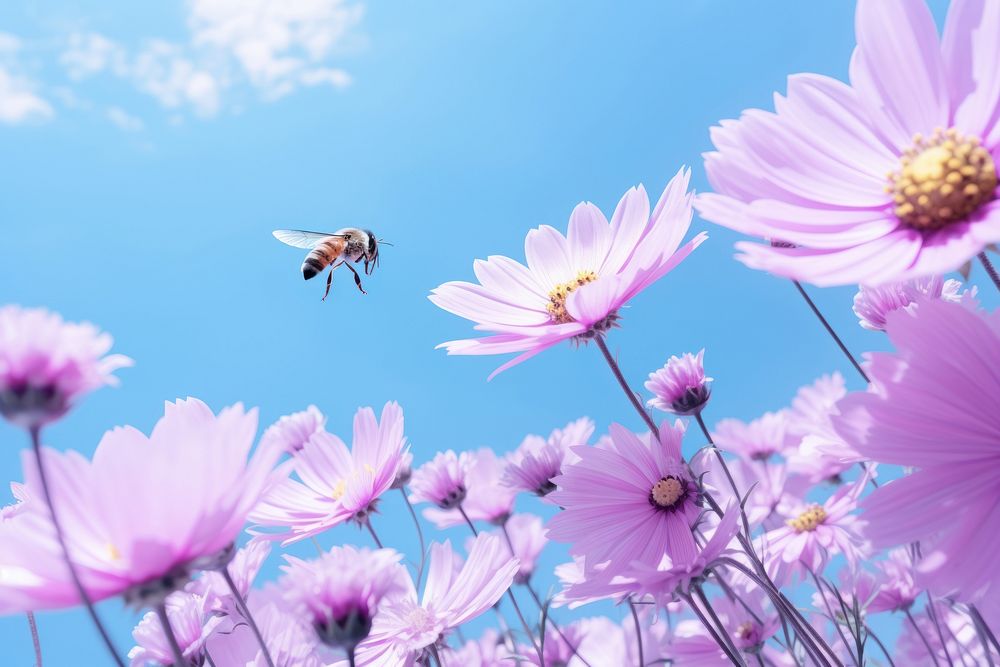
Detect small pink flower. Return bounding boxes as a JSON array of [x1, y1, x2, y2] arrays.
[[548, 421, 701, 572], [208, 591, 324, 667], [424, 448, 516, 529], [853, 275, 976, 331], [520, 617, 628, 667], [408, 450, 473, 510], [645, 350, 713, 416], [357, 534, 518, 664], [128, 592, 223, 667], [443, 629, 512, 666], [250, 402, 408, 544], [834, 297, 1000, 604], [713, 411, 795, 462], [0, 398, 279, 610], [260, 405, 326, 453], [503, 417, 594, 499], [897, 602, 999, 665], [0, 306, 132, 428], [281, 545, 410, 653], [868, 548, 919, 614], [475, 513, 547, 584], [784, 373, 859, 483], [698, 0, 1000, 286], [430, 169, 706, 378], [695, 454, 808, 530]]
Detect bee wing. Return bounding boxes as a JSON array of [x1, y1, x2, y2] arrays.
[[272, 229, 347, 249]]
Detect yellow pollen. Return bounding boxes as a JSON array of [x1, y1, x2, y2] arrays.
[[546, 270, 599, 324], [888, 128, 997, 230], [650, 477, 684, 508], [106, 543, 121, 561], [331, 479, 346, 501], [363, 463, 375, 475], [786, 505, 827, 533]]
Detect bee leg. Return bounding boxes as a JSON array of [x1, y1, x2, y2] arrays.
[[342, 262, 367, 295], [321, 267, 335, 301]]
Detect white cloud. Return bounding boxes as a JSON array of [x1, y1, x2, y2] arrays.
[[56, 0, 362, 120], [106, 106, 144, 132], [0, 32, 54, 125]]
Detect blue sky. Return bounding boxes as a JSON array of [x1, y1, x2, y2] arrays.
[[1, 0, 991, 663]]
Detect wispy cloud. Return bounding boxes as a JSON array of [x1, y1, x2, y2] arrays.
[[106, 106, 144, 132], [0, 32, 55, 125]]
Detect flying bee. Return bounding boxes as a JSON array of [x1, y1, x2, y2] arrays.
[[272, 228, 383, 300]]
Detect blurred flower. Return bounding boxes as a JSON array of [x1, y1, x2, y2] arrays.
[[834, 298, 1000, 604], [0, 305, 132, 428], [519, 617, 626, 667], [208, 590, 324, 667], [869, 548, 920, 613], [281, 546, 409, 654], [357, 534, 518, 664], [504, 417, 594, 499], [760, 478, 869, 586], [250, 402, 408, 544], [128, 592, 222, 666], [442, 629, 511, 667], [697, 0, 1000, 285], [853, 276, 976, 331], [424, 448, 516, 528], [713, 411, 794, 462], [408, 450, 472, 510], [390, 450, 414, 490], [474, 513, 547, 584], [547, 421, 702, 572], [711, 584, 781, 656], [260, 405, 326, 454], [695, 454, 808, 530], [897, 601, 1000, 666], [783, 372, 859, 483], [192, 538, 271, 616], [0, 398, 279, 610], [430, 169, 706, 378], [645, 350, 713, 416]]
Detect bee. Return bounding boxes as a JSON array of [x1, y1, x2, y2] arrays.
[[272, 228, 383, 300]]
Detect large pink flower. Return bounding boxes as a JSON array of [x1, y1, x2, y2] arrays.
[[430, 169, 706, 378], [0, 398, 280, 610], [697, 0, 1000, 286], [250, 402, 408, 544], [834, 298, 1000, 604], [0, 305, 132, 427]]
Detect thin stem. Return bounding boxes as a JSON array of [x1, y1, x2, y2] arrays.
[[864, 625, 896, 667], [28, 427, 125, 667], [695, 412, 753, 542], [457, 505, 479, 537], [969, 604, 1000, 665], [309, 536, 324, 556], [694, 584, 746, 667], [594, 335, 659, 436], [154, 602, 188, 667], [26, 612, 42, 667], [428, 644, 443, 667], [220, 567, 275, 667], [205, 649, 217, 667], [809, 571, 858, 666], [904, 608, 940, 667], [925, 594, 954, 667], [682, 591, 745, 666], [978, 252, 1000, 293], [347, 649, 357, 667], [791, 280, 870, 383], [400, 488, 427, 590], [628, 597, 645, 667], [524, 582, 593, 667], [364, 518, 384, 548]]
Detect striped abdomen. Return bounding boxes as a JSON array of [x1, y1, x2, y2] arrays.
[[301, 237, 346, 280]]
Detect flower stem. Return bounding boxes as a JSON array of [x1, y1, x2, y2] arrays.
[[904, 608, 940, 667], [364, 517, 384, 548], [154, 601, 187, 667], [457, 505, 479, 537], [26, 612, 42, 667], [347, 649, 357, 667], [791, 280, 870, 383], [400, 488, 427, 590], [694, 412, 753, 542], [428, 644, 444, 667], [28, 427, 125, 667], [594, 335, 659, 436], [969, 604, 1000, 665], [694, 584, 746, 666], [925, 594, 954, 666], [220, 567, 275, 667], [524, 581, 592, 667], [978, 252, 1000, 293], [682, 590, 745, 666], [627, 597, 645, 667], [865, 624, 896, 667], [809, 569, 857, 665]]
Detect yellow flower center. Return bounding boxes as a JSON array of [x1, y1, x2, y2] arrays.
[[106, 543, 121, 561], [546, 271, 598, 324], [650, 476, 685, 509], [786, 505, 827, 533], [331, 479, 347, 501], [889, 128, 997, 230]]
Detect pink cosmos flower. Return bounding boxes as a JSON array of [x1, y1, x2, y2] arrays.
[[128, 592, 223, 667], [260, 404, 326, 453], [712, 411, 794, 462], [833, 297, 1000, 603], [475, 513, 547, 584], [281, 545, 410, 654], [897, 601, 1000, 666], [250, 402, 408, 544], [207, 590, 324, 667], [869, 548, 920, 614], [0, 305, 132, 428], [711, 583, 781, 656], [760, 479, 869, 587], [424, 448, 516, 529], [391, 450, 414, 490], [443, 629, 511, 667], [0, 398, 279, 610], [519, 617, 627, 667], [697, 0, 1000, 286], [356, 534, 518, 665], [193, 538, 271, 615], [645, 350, 713, 416], [408, 450, 472, 510], [430, 169, 706, 378], [784, 373, 859, 483], [547, 421, 702, 571], [695, 453, 808, 530], [503, 417, 594, 499], [853, 276, 976, 331]]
